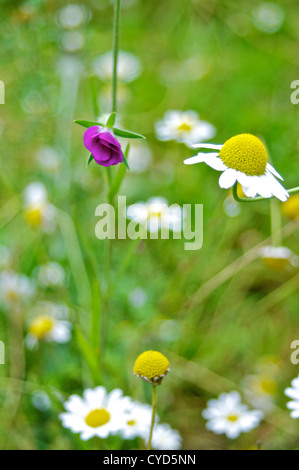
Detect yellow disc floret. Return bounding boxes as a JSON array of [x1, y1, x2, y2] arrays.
[[85, 408, 110, 428], [134, 350, 170, 385], [29, 315, 54, 339], [219, 134, 267, 176]]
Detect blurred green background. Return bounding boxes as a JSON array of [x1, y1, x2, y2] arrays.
[[1, 0, 299, 450]]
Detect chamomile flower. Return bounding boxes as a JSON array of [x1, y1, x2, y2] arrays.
[[151, 423, 182, 450], [202, 391, 264, 439], [26, 301, 71, 348], [57, 4, 88, 29], [243, 374, 277, 413], [36, 262, 65, 289], [0, 271, 35, 308], [93, 51, 142, 83], [59, 387, 132, 440], [282, 194, 299, 219], [184, 134, 289, 202], [35, 146, 61, 174], [155, 110, 216, 147], [285, 375, 299, 418], [259, 245, 299, 270], [23, 182, 56, 233], [121, 401, 153, 440], [127, 197, 184, 233], [134, 350, 170, 385]]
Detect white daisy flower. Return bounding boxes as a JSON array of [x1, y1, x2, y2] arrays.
[[151, 423, 182, 450], [259, 245, 299, 270], [120, 401, 153, 440], [57, 4, 88, 29], [184, 133, 289, 202], [59, 387, 132, 440], [36, 262, 65, 289], [61, 31, 84, 53], [155, 110, 216, 147], [128, 287, 147, 308], [35, 146, 61, 174], [26, 301, 71, 348], [243, 374, 277, 413], [23, 182, 56, 233], [127, 197, 184, 233], [252, 3, 284, 34], [202, 391, 264, 439], [0, 271, 35, 308], [93, 51, 142, 83], [285, 375, 299, 418]]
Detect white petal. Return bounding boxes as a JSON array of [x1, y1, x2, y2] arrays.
[[218, 169, 237, 189], [266, 163, 283, 180], [191, 143, 223, 150]]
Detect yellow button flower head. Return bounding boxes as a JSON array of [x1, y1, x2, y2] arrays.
[[184, 133, 289, 202], [282, 194, 299, 219], [134, 350, 170, 385]]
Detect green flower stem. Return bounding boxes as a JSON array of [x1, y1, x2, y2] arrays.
[[270, 197, 282, 247], [232, 183, 299, 203], [112, 0, 121, 114], [147, 385, 157, 450]]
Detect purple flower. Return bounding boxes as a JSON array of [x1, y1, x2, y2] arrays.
[[83, 126, 123, 167]]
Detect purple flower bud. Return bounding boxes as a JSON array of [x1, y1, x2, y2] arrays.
[[83, 126, 123, 167]]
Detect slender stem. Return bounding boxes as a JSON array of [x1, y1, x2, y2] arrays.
[[112, 0, 121, 114], [147, 385, 157, 450], [270, 197, 282, 246]]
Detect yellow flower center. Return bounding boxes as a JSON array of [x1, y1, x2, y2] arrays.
[[282, 195, 299, 219], [85, 408, 110, 428], [148, 207, 163, 219], [227, 414, 239, 422], [219, 134, 267, 176], [177, 122, 192, 132], [134, 350, 170, 384], [24, 206, 43, 227], [262, 256, 290, 271], [259, 377, 277, 396], [29, 316, 54, 339], [127, 420, 136, 426]]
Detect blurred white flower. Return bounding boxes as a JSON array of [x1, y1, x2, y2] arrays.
[[36, 262, 65, 289], [259, 245, 299, 270], [93, 51, 142, 83], [59, 387, 132, 440], [127, 197, 184, 233], [120, 401, 153, 440], [285, 375, 299, 418], [159, 56, 209, 84], [202, 391, 264, 439], [252, 3, 284, 34], [223, 195, 241, 217], [0, 246, 12, 270], [61, 31, 85, 53], [57, 4, 88, 29], [151, 423, 182, 450], [32, 391, 51, 412], [155, 110, 216, 147], [35, 146, 61, 174], [26, 301, 71, 348], [243, 374, 277, 413], [127, 141, 152, 173], [23, 182, 56, 233], [0, 271, 35, 308], [128, 287, 147, 308]]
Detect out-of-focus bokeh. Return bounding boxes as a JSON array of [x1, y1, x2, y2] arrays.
[[1, 0, 299, 450]]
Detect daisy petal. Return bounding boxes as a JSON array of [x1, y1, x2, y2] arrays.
[[191, 143, 223, 150], [266, 163, 283, 181], [218, 169, 237, 189]]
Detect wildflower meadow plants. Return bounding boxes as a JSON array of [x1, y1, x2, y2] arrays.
[[3, 0, 299, 452]]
